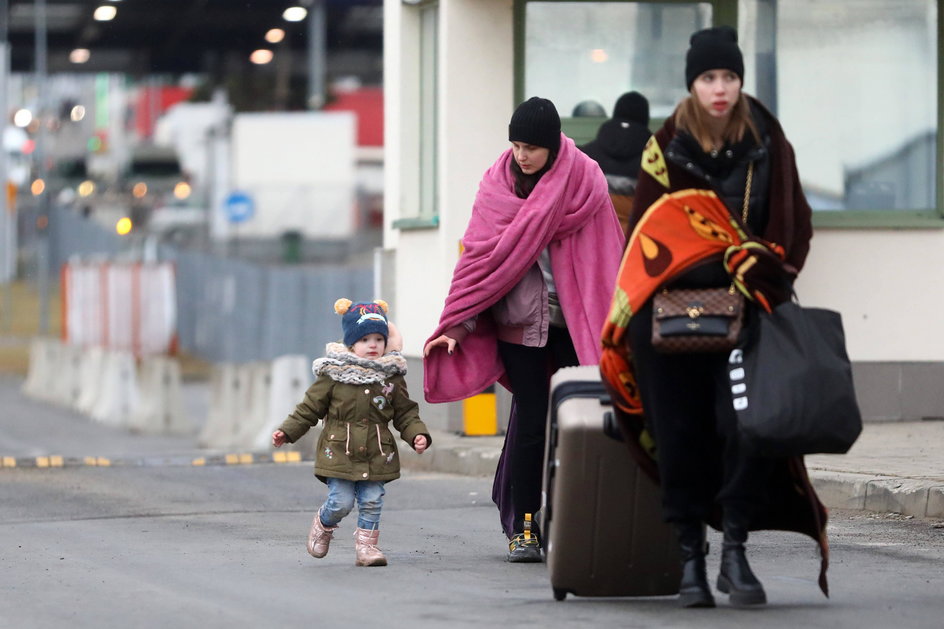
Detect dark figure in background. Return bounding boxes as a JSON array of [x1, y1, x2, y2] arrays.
[[571, 100, 607, 118], [579, 92, 652, 238]]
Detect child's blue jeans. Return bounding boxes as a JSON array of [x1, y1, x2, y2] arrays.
[[319, 478, 386, 530]]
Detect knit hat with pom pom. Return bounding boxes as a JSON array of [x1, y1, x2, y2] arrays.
[[334, 298, 389, 347]]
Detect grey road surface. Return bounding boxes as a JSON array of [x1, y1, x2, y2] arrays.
[[2, 463, 943, 629]]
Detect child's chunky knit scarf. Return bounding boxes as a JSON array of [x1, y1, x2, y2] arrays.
[[313, 342, 408, 385]]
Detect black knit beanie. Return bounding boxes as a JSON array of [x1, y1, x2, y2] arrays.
[[612, 91, 649, 126], [685, 26, 744, 90], [508, 97, 561, 151]]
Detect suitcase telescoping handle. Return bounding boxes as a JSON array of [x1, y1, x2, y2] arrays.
[[549, 379, 622, 443], [602, 411, 624, 443]]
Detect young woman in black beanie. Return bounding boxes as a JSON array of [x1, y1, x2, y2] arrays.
[[423, 97, 625, 562], [614, 26, 828, 608]]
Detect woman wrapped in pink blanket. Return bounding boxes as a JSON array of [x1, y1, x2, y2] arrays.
[[423, 97, 625, 562]]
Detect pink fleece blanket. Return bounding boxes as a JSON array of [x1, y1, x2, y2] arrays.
[[423, 133, 626, 403]]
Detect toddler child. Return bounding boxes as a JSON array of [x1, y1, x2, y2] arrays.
[[273, 298, 430, 566]]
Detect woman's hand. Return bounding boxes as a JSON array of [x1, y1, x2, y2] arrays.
[[413, 434, 428, 454], [272, 430, 288, 448], [423, 334, 457, 357]]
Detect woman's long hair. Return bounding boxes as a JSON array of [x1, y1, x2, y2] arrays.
[[675, 91, 761, 153], [510, 148, 558, 199]]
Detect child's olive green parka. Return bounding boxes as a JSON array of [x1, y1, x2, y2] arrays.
[[278, 373, 431, 483]]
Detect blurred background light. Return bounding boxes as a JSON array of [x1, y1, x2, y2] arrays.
[[70, 48, 91, 64], [250, 49, 274, 65], [282, 7, 307, 22], [265, 28, 285, 44], [115, 217, 133, 235], [94, 6, 117, 21], [13, 109, 32, 128]]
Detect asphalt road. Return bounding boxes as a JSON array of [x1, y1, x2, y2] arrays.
[[3, 374, 944, 628], [2, 462, 944, 629]]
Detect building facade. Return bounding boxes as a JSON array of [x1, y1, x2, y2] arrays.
[[384, 0, 944, 429]]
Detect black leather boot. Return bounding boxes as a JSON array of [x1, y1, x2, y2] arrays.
[[716, 521, 767, 606], [675, 521, 715, 608]]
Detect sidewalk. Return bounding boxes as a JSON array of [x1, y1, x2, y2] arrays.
[[399, 420, 944, 522]]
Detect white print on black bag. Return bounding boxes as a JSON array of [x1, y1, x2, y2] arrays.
[[728, 348, 748, 411]]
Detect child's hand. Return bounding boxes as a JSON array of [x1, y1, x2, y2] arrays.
[[272, 430, 288, 448], [413, 434, 428, 454]]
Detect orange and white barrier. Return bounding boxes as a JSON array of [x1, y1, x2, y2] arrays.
[[61, 261, 177, 357]]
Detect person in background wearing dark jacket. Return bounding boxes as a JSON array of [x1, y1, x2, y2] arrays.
[[273, 299, 430, 567], [571, 99, 607, 118], [601, 26, 828, 608], [423, 97, 624, 563], [579, 91, 652, 238]]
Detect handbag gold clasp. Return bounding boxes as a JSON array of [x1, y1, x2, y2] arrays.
[[686, 305, 703, 319]]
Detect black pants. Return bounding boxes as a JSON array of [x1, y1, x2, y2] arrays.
[[498, 326, 579, 534], [629, 300, 772, 525]]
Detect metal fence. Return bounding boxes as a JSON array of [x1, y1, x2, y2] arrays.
[[47, 206, 373, 364]]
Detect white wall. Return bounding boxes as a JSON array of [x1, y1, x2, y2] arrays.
[[385, 0, 514, 357], [794, 229, 944, 362]]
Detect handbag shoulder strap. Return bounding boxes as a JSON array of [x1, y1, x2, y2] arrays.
[[742, 161, 753, 223]]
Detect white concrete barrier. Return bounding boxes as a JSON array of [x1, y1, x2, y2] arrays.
[[75, 346, 107, 415], [250, 354, 313, 452], [199, 362, 254, 449], [89, 350, 139, 428], [228, 362, 274, 451], [51, 343, 85, 410], [22, 337, 60, 402], [129, 356, 192, 435]]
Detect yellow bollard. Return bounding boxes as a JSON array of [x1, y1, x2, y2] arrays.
[[462, 386, 498, 436]]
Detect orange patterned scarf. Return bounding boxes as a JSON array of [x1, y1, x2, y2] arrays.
[[600, 188, 785, 425]]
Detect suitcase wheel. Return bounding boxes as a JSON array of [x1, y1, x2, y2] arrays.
[[553, 588, 567, 601]]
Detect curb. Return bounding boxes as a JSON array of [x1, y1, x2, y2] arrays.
[[809, 470, 944, 520]]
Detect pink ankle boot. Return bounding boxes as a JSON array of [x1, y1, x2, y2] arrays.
[[307, 512, 338, 558], [353, 527, 387, 566]]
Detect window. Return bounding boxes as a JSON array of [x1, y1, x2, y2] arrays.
[[419, 4, 439, 222], [517, 0, 943, 223], [523, 2, 712, 122], [742, 0, 938, 214], [394, 1, 440, 229]]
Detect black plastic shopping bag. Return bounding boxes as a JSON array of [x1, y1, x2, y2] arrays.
[[727, 300, 862, 457]]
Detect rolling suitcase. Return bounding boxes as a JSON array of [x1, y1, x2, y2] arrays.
[[541, 365, 681, 601]]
